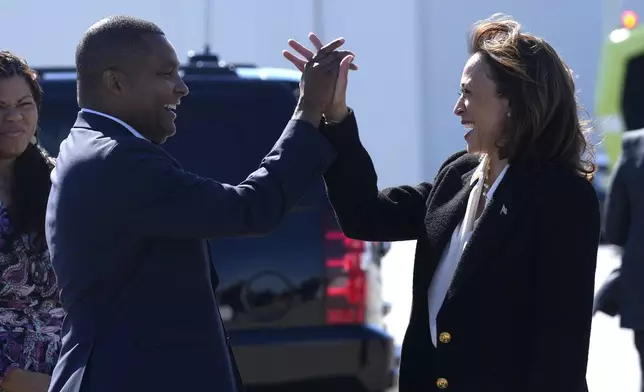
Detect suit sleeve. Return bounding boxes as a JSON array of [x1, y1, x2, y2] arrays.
[[109, 119, 336, 238], [322, 110, 449, 241], [604, 155, 630, 246], [527, 176, 600, 391]]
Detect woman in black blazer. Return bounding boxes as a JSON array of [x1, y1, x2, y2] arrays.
[[284, 13, 600, 392]]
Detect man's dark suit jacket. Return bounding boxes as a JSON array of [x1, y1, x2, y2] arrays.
[[604, 129, 644, 330], [45, 111, 336, 392], [321, 111, 600, 392]]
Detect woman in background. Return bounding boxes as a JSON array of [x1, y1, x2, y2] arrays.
[[284, 14, 600, 392], [0, 51, 62, 392]]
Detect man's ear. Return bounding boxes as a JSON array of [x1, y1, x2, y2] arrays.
[[102, 69, 127, 96]]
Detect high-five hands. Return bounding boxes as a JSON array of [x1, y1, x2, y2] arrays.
[[284, 33, 357, 123]]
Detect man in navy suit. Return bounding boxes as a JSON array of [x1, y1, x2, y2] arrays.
[[45, 15, 354, 392]]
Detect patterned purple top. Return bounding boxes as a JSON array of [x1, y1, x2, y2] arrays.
[[0, 202, 64, 381]]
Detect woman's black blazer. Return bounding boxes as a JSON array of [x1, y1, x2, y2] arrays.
[[322, 111, 600, 392]]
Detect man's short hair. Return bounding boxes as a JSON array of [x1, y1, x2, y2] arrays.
[[76, 15, 164, 98]]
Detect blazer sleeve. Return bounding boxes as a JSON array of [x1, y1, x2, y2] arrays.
[[604, 155, 630, 246], [527, 174, 600, 391], [108, 119, 337, 238], [321, 110, 460, 241]]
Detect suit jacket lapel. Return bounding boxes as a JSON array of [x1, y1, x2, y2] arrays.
[[445, 165, 533, 300], [419, 165, 477, 288]]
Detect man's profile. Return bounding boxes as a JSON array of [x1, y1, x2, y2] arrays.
[[45, 15, 352, 392]]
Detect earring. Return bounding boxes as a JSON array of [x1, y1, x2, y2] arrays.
[[30, 129, 39, 145], [506, 112, 511, 118]]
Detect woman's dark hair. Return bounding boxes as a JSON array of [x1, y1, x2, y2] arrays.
[[0, 51, 54, 240], [468, 14, 595, 179]]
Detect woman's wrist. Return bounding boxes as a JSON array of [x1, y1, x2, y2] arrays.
[[324, 105, 350, 123]]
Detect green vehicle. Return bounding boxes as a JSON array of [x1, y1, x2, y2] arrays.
[[596, 10, 644, 167]]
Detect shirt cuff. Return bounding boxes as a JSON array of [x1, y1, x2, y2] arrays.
[[323, 108, 353, 125]]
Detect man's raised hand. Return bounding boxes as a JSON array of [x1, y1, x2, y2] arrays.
[[284, 33, 356, 123]]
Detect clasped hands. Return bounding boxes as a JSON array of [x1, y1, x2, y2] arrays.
[[283, 33, 358, 123]]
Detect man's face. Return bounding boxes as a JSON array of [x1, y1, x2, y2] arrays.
[[117, 34, 189, 144]]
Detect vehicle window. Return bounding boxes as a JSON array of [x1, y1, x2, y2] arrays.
[[37, 79, 300, 172], [164, 79, 300, 185], [37, 78, 323, 204]]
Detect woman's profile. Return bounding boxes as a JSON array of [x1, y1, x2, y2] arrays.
[[285, 13, 600, 392]]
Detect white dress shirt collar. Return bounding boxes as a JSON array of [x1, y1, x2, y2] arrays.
[[80, 108, 148, 141], [469, 156, 510, 203], [485, 163, 509, 202]]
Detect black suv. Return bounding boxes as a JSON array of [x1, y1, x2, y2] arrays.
[[35, 52, 397, 392]]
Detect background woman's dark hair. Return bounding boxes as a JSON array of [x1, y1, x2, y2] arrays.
[[0, 51, 54, 240], [468, 14, 595, 179]]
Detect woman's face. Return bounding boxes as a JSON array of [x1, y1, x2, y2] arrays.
[[0, 75, 37, 160], [453, 53, 509, 156]]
